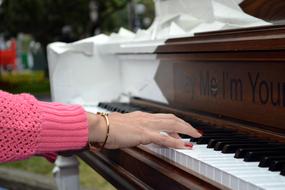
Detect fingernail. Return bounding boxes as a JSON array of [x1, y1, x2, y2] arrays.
[[184, 142, 193, 148]]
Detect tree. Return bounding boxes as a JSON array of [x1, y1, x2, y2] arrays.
[[0, 0, 131, 46]]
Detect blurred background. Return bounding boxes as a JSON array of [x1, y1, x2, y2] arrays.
[[0, 0, 154, 189]]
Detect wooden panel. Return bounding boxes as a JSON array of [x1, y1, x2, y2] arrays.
[[155, 59, 285, 133], [156, 25, 285, 53], [79, 148, 220, 190], [240, 0, 285, 24], [167, 25, 285, 44]]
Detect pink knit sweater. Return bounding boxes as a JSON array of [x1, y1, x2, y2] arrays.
[[0, 90, 88, 163]]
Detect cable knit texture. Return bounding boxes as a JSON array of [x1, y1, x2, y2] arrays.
[[0, 90, 88, 163]]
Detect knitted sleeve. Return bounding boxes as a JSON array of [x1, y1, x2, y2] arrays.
[[0, 90, 88, 163]]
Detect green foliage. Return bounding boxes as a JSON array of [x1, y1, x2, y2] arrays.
[[79, 159, 116, 190], [0, 0, 155, 45], [0, 0, 90, 45], [0, 71, 50, 95], [2, 157, 54, 176], [96, 0, 129, 33], [0, 0, 131, 45]]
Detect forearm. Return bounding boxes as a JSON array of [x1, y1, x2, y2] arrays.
[[0, 90, 88, 162]]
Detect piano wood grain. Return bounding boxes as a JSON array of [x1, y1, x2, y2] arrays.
[[240, 0, 285, 24], [78, 148, 220, 190]]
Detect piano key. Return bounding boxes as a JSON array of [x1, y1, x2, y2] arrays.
[[214, 140, 268, 151], [269, 160, 285, 171], [181, 127, 234, 140], [143, 139, 285, 189], [244, 149, 285, 162], [262, 184, 285, 190], [281, 166, 285, 176], [191, 133, 239, 143], [207, 137, 249, 148], [235, 147, 285, 158], [196, 134, 240, 144], [94, 103, 285, 189], [222, 143, 281, 153], [259, 156, 285, 167]]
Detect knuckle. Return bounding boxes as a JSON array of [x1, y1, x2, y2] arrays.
[[140, 128, 151, 144], [141, 118, 152, 127], [157, 135, 167, 144], [170, 119, 179, 127]]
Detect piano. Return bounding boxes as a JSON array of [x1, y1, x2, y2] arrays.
[[47, 0, 285, 189]]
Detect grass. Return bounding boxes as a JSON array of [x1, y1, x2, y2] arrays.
[[1, 157, 116, 190], [0, 70, 51, 95]]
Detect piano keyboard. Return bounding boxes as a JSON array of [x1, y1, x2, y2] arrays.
[[85, 102, 285, 190]]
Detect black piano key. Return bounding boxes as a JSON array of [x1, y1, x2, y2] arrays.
[[191, 133, 223, 142], [235, 147, 285, 159], [196, 133, 240, 144], [207, 137, 251, 148], [222, 143, 280, 154], [190, 138, 199, 142], [199, 131, 235, 136], [194, 125, 229, 129], [98, 102, 285, 176], [98, 102, 108, 109], [244, 149, 285, 162], [207, 136, 250, 148], [99, 102, 145, 113], [269, 160, 285, 171], [191, 133, 236, 143], [281, 166, 285, 176], [197, 128, 234, 133], [259, 156, 285, 167], [195, 128, 231, 132], [214, 140, 267, 151]]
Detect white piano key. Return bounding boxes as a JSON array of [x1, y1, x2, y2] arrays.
[[265, 188, 285, 190], [262, 183, 285, 190], [87, 106, 285, 190], [143, 143, 285, 190]]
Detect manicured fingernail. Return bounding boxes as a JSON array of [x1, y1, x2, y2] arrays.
[[184, 142, 193, 148]]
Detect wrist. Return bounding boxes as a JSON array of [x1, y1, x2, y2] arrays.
[[86, 112, 106, 143]]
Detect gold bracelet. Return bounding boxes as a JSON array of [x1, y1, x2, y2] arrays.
[[89, 112, 110, 152]]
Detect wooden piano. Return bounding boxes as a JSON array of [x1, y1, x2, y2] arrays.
[[48, 0, 285, 189]]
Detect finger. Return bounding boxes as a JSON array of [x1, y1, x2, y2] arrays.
[[168, 132, 181, 139], [149, 131, 192, 149], [128, 112, 202, 138], [153, 113, 190, 126], [130, 112, 191, 131], [153, 118, 202, 138], [150, 114, 202, 137]]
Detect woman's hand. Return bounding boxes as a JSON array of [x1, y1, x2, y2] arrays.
[[87, 111, 202, 149]]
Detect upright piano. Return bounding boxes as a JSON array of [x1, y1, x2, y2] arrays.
[[48, 0, 285, 189]]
